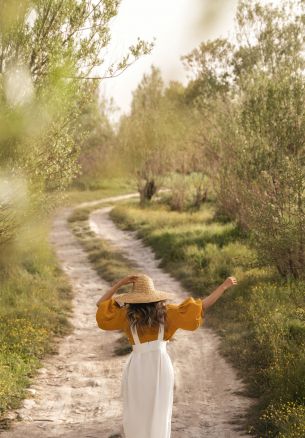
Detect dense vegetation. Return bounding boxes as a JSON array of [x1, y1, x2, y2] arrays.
[[0, 0, 151, 250]]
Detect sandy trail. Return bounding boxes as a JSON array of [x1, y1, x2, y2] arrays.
[[2, 194, 254, 438]]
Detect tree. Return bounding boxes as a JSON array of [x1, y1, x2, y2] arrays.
[[183, 0, 305, 279], [73, 92, 119, 189], [118, 66, 170, 203], [117, 66, 196, 204], [0, 0, 152, 247]]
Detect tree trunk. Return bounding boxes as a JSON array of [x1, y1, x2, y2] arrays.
[[139, 179, 157, 205]]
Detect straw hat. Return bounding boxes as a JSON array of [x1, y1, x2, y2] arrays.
[[115, 273, 174, 304]]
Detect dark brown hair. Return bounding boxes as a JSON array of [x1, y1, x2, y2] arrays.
[[126, 300, 168, 335]]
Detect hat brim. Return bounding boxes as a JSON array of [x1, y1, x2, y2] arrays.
[[115, 290, 175, 304]]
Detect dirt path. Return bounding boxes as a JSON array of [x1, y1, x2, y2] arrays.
[[2, 194, 254, 438]]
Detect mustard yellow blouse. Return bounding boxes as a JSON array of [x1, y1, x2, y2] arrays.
[[96, 296, 204, 345]]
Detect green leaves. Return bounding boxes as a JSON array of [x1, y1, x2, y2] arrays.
[[0, 0, 151, 248], [181, 0, 305, 280]]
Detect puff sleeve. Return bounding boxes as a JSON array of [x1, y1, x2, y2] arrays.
[[96, 297, 126, 330], [167, 297, 204, 331]]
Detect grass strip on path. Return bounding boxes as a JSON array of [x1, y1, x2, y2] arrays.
[[67, 202, 138, 356]]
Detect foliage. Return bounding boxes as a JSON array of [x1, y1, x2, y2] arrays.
[[117, 67, 196, 203], [0, 0, 152, 250], [260, 400, 305, 438], [71, 97, 131, 189], [162, 172, 213, 211], [182, 0, 305, 279]]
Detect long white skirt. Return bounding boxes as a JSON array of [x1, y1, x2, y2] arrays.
[[121, 323, 174, 438]]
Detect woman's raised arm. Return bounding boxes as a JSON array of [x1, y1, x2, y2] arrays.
[[96, 275, 139, 307], [202, 276, 237, 312]]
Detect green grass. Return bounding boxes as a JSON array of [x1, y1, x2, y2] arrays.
[[68, 207, 136, 283], [0, 220, 72, 425], [58, 177, 137, 206], [109, 200, 305, 438]]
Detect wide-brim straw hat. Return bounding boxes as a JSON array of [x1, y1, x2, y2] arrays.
[[115, 273, 175, 304]]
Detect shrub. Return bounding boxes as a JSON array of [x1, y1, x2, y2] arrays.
[[164, 172, 211, 211], [260, 400, 305, 438]]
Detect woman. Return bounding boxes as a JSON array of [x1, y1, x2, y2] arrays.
[[96, 272, 237, 438]]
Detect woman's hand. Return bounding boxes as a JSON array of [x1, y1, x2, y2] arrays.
[[96, 275, 139, 307], [222, 276, 238, 291], [115, 274, 139, 288], [202, 276, 238, 310]]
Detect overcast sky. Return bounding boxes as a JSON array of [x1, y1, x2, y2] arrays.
[[98, 0, 277, 122]]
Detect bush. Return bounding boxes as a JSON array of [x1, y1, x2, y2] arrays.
[[163, 172, 211, 211], [260, 400, 305, 438]]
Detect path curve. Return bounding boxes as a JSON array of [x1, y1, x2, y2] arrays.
[[1, 193, 254, 438], [90, 204, 254, 438]]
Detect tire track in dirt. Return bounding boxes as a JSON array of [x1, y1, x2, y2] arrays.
[[1, 193, 254, 437]]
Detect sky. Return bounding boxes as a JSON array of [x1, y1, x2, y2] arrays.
[[98, 0, 280, 122]]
